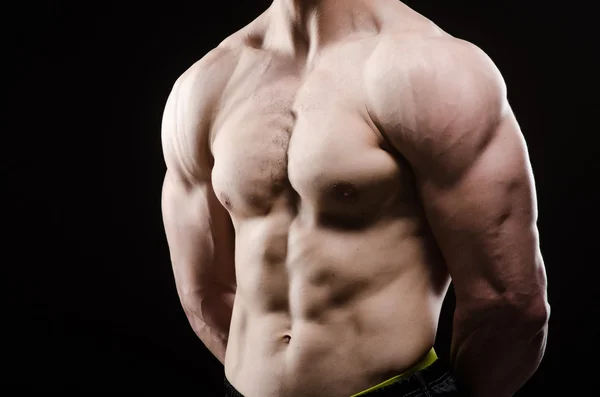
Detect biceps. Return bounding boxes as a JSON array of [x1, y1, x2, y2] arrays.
[[419, 116, 543, 303], [161, 171, 235, 297]]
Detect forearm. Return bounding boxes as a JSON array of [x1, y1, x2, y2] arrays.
[[451, 299, 549, 397], [182, 289, 235, 365]]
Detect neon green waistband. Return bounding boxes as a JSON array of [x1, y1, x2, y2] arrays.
[[350, 348, 438, 397]]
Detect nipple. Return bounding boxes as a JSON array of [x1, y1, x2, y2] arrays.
[[332, 181, 359, 200], [221, 193, 233, 210]]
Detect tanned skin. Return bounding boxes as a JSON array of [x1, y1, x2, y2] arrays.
[[161, 1, 549, 396]]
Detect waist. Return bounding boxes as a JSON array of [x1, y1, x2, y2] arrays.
[[350, 348, 438, 397], [225, 305, 440, 397], [225, 338, 440, 397]]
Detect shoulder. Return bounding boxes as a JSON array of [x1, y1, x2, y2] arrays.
[[167, 44, 240, 112], [367, 33, 505, 96], [366, 34, 507, 135], [161, 45, 240, 179]]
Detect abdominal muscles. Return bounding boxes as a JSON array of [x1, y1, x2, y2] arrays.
[[224, 196, 450, 397]]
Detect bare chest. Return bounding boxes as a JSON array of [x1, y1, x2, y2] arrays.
[[211, 49, 407, 223]]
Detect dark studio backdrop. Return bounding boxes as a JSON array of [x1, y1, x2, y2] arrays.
[[8, 0, 596, 395]]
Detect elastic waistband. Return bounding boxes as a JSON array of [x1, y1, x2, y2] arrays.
[[350, 348, 438, 397]]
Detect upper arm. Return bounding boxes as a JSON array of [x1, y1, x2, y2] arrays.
[[161, 48, 236, 300], [368, 38, 548, 314]]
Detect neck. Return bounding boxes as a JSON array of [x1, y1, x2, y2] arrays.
[[265, 0, 378, 57]]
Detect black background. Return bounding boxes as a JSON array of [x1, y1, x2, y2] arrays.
[[8, 0, 596, 395]]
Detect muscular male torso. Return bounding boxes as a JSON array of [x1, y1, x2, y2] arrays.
[[216, 4, 449, 396], [162, 1, 504, 396]]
